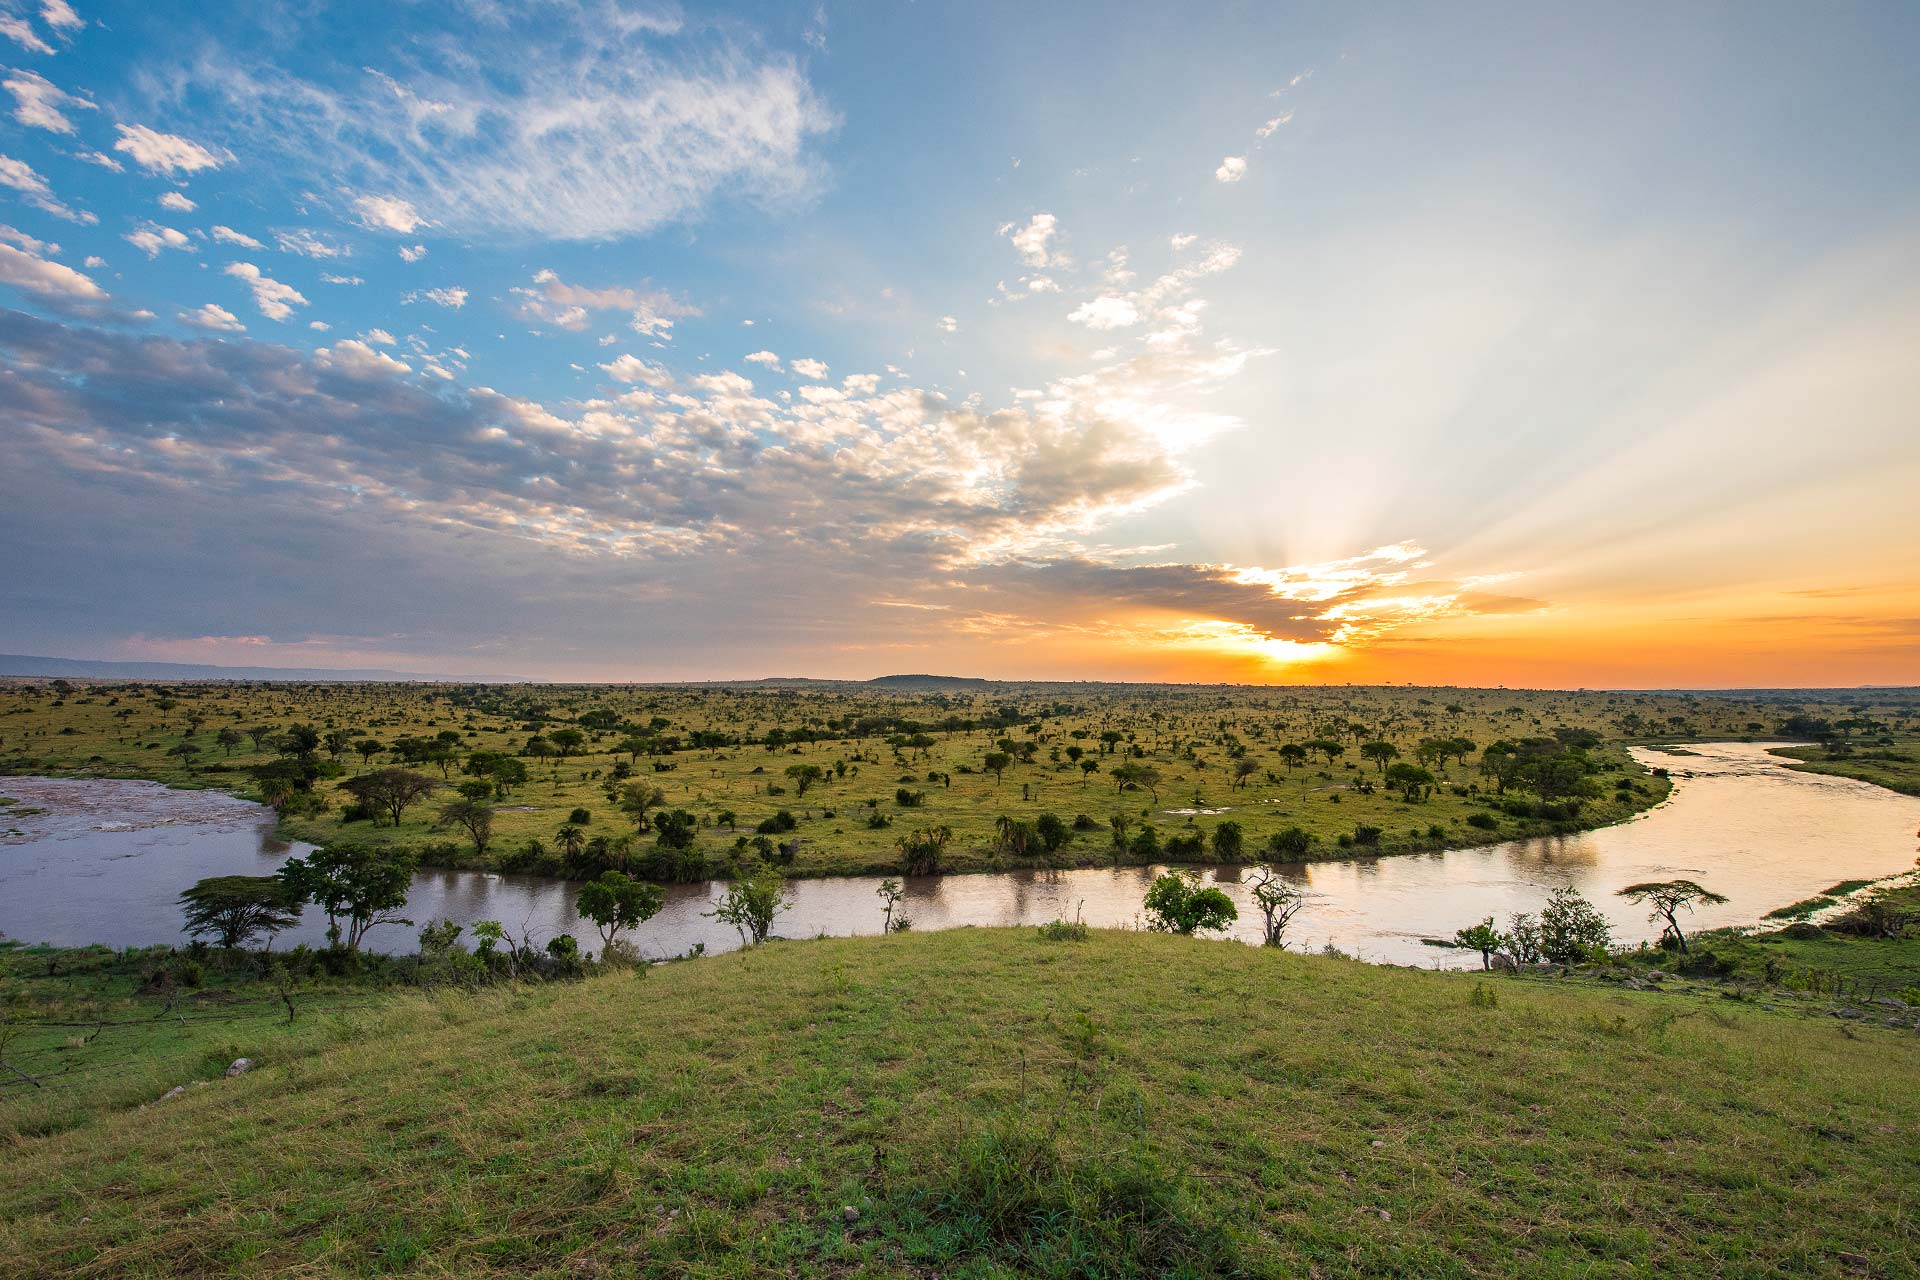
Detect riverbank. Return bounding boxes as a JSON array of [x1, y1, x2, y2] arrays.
[[4, 926, 1916, 1277], [1769, 739, 1920, 797]]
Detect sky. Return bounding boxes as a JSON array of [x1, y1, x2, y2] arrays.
[[1, 1, 1917, 687]]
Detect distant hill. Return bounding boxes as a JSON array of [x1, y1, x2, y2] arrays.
[[0, 654, 519, 683], [866, 673, 996, 691]]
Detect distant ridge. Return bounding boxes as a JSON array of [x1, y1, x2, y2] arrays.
[[0, 654, 521, 683], [865, 673, 996, 691]]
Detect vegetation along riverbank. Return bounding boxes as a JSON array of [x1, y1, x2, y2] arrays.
[[8, 679, 1912, 883]]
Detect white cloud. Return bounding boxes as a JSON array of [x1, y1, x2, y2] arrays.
[[1001, 212, 1058, 268], [73, 149, 121, 171], [41, 2, 83, 32], [599, 353, 673, 386], [399, 243, 427, 262], [179, 302, 245, 332], [1215, 155, 1247, 183], [0, 15, 53, 54], [113, 123, 227, 175], [319, 272, 362, 285], [938, 316, 958, 333], [183, 14, 834, 241], [513, 268, 690, 336], [0, 223, 53, 253], [158, 191, 197, 213], [3, 70, 92, 134], [1067, 296, 1140, 330], [362, 328, 396, 346], [275, 228, 347, 259], [1256, 110, 1293, 139], [0, 153, 92, 223], [790, 356, 828, 379], [82, 253, 101, 267], [224, 261, 307, 320], [0, 239, 105, 301], [352, 193, 425, 233], [1169, 233, 1197, 251], [744, 350, 781, 368], [124, 222, 193, 258], [405, 285, 467, 308], [308, 320, 330, 331], [211, 224, 262, 248], [317, 338, 411, 378]]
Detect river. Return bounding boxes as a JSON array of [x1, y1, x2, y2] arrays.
[[2, 743, 1915, 967]]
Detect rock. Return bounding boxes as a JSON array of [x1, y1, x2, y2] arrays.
[[1624, 978, 1653, 991], [1369, 1139, 1386, 1149], [226, 1058, 254, 1077], [841, 1205, 860, 1224], [159, 1085, 187, 1103], [1490, 953, 1518, 973], [1646, 970, 1668, 982]]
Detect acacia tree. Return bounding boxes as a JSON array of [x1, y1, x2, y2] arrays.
[[1617, 879, 1727, 953], [707, 867, 792, 946], [982, 752, 1011, 786], [179, 875, 301, 949], [340, 767, 438, 827], [1361, 741, 1399, 773], [578, 870, 664, 949], [1248, 864, 1305, 948], [278, 843, 416, 951], [437, 795, 495, 857]]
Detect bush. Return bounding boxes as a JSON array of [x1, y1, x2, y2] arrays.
[[1465, 812, 1498, 830], [1539, 886, 1612, 962], [1266, 826, 1311, 857], [1351, 824, 1383, 847], [1035, 917, 1090, 942]]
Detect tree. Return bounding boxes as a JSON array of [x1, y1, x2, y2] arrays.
[[556, 823, 586, 860], [1384, 762, 1436, 802], [1454, 917, 1503, 970], [1078, 758, 1099, 787], [896, 825, 951, 876], [215, 727, 244, 756], [437, 795, 494, 857], [1143, 869, 1237, 935], [278, 843, 416, 951], [1278, 743, 1307, 770], [876, 878, 905, 933], [578, 870, 664, 948], [1538, 886, 1612, 963], [178, 875, 301, 949], [1210, 820, 1243, 860], [707, 868, 792, 946], [1616, 879, 1727, 953], [1111, 762, 1162, 801], [654, 808, 698, 851], [1361, 741, 1399, 773], [620, 782, 667, 831], [1266, 826, 1311, 858], [1231, 758, 1260, 790], [1248, 864, 1305, 947], [340, 767, 438, 827], [353, 738, 384, 766], [982, 751, 1011, 785], [784, 763, 824, 796], [548, 728, 586, 757]]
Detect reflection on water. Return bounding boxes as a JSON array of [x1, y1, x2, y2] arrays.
[[3, 743, 1916, 967]]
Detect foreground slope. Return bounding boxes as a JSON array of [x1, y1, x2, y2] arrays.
[[4, 930, 1917, 1278]]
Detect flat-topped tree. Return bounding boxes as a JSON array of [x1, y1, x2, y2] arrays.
[[1617, 879, 1728, 953]]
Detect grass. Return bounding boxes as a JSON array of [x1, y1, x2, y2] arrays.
[[3, 927, 1917, 1277], [1770, 739, 1920, 797], [1670, 877, 1920, 997], [0, 680, 1758, 879]]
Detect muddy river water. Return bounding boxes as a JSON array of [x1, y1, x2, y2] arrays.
[[3, 743, 1915, 966]]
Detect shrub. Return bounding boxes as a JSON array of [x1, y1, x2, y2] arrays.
[[1143, 869, 1237, 935]]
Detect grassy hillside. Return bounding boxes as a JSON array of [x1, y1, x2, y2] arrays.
[[4, 929, 1916, 1278], [1771, 739, 1920, 798]]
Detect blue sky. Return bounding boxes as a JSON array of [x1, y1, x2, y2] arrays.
[[3, 1, 1918, 683]]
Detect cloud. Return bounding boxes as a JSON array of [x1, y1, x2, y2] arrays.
[[743, 350, 781, 369], [41, 1, 82, 32], [1001, 212, 1058, 267], [179, 11, 835, 240], [405, 285, 467, 308], [938, 316, 957, 333], [158, 191, 196, 212], [275, 228, 348, 258], [179, 302, 245, 332], [0, 153, 92, 222], [316, 338, 411, 378], [0, 239, 106, 303], [319, 272, 362, 285], [513, 268, 691, 335], [789, 356, 827, 379], [1067, 295, 1139, 330], [362, 328, 396, 346], [73, 149, 121, 171], [352, 193, 425, 233], [1256, 110, 1293, 138], [399, 243, 426, 262], [124, 222, 194, 257], [599, 353, 673, 386], [0, 14, 53, 54], [223, 261, 307, 320], [112, 123, 228, 175], [1214, 155, 1247, 183], [211, 224, 262, 248], [3, 69, 91, 133], [1169, 233, 1196, 251]]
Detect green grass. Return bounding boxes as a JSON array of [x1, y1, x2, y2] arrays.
[[3, 928, 1917, 1277], [1771, 740, 1920, 797], [0, 680, 1712, 879]]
